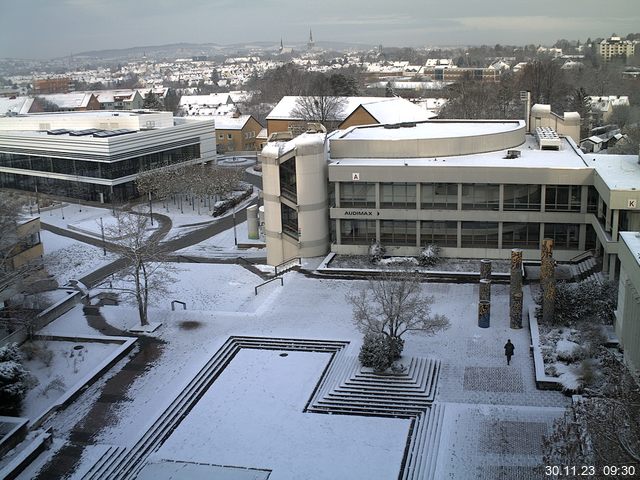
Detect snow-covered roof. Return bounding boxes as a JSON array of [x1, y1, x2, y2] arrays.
[[0, 96, 34, 115], [620, 232, 640, 269], [90, 90, 139, 103], [266, 96, 435, 123], [357, 99, 436, 124], [589, 153, 640, 191], [329, 135, 588, 169], [339, 120, 522, 141], [38, 93, 95, 109], [588, 96, 630, 112], [214, 114, 251, 130], [179, 93, 233, 107]]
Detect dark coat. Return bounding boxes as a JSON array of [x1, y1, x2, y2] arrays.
[[504, 341, 514, 356]]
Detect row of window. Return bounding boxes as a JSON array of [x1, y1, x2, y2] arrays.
[[337, 219, 588, 250], [0, 171, 136, 202], [337, 182, 597, 212], [0, 144, 200, 180]]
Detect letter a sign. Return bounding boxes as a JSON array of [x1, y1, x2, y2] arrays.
[[352, 172, 360, 181]]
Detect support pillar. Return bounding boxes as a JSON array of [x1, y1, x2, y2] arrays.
[[510, 248, 523, 329], [479, 279, 492, 303], [478, 300, 490, 328], [480, 259, 492, 280], [541, 238, 556, 324]]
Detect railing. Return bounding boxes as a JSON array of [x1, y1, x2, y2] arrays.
[[569, 249, 595, 263], [254, 276, 283, 295], [275, 257, 301, 276]]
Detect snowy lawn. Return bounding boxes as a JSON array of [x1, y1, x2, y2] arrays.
[[104, 263, 268, 313], [175, 219, 265, 258], [20, 339, 121, 421], [156, 349, 410, 480], [41, 230, 117, 285]]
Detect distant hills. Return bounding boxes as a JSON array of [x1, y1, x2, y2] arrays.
[[70, 40, 375, 61]]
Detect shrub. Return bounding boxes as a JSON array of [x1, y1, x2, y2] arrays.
[[21, 341, 54, 367], [387, 336, 405, 361], [0, 344, 30, 415], [536, 279, 618, 326], [418, 244, 440, 267], [359, 333, 392, 372], [369, 242, 386, 264]]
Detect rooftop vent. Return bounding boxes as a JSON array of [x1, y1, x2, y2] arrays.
[[504, 149, 521, 159], [535, 127, 561, 150], [268, 131, 293, 142], [383, 122, 417, 129]]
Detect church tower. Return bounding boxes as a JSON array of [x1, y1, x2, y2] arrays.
[[307, 29, 315, 51]]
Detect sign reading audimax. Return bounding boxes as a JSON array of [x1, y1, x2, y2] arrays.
[[343, 210, 380, 217]]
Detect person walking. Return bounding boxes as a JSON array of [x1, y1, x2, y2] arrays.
[[504, 339, 514, 365]]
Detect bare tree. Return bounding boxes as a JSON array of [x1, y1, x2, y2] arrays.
[[544, 349, 640, 476], [108, 211, 173, 326], [347, 272, 449, 362], [291, 95, 346, 132]]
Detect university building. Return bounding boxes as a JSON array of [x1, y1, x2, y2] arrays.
[[0, 111, 216, 203], [260, 106, 640, 284]]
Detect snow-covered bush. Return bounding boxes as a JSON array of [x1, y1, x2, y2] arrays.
[[368, 242, 386, 264], [536, 279, 617, 326], [555, 339, 584, 363], [418, 244, 440, 267], [0, 343, 30, 415], [359, 333, 392, 372]]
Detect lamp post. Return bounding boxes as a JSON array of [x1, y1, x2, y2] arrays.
[[232, 202, 238, 246], [100, 217, 106, 256], [148, 191, 154, 226]]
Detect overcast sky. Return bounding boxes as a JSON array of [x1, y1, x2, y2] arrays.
[[1, 0, 638, 59]]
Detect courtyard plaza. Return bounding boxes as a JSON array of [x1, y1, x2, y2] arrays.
[[19, 257, 568, 480]]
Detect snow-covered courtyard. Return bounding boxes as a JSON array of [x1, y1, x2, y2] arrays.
[[16, 260, 569, 480]]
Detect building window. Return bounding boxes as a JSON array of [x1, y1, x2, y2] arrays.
[[587, 186, 598, 213], [502, 223, 539, 249], [381, 183, 416, 209], [421, 183, 457, 209], [227, 134, 233, 140], [281, 204, 298, 239], [461, 184, 500, 210], [420, 220, 457, 247], [380, 220, 416, 246], [279, 156, 297, 202], [461, 222, 499, 248], [503, 185, 541, 211], [340, 182, 375, 208], [545, 185, 581, 212], [341, 219, 377, 245], [544, 223, 579, 249]]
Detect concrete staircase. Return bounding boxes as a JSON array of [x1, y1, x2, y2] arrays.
[[401, 404, 446, 480], [81, 336, 348, 480]]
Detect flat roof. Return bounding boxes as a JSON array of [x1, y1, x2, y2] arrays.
[[620, 232, 640, 269], [589, 154, 640, 191], [330, 135, 589, 169], [339, 120, 524, 141]]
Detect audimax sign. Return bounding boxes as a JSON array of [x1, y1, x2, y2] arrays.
[[343, 210, 380, 217]]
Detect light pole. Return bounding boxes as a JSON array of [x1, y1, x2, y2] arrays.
[[148, 191, 154, 226], [232, 202, 238, 246], [100, 217, 106, 256]]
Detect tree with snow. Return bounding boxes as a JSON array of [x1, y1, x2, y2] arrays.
[[142, 91, 165, 110], [0, 343, 30, 415], [544, 349, 640, 474], [347, 272, 449, 368], [108, 211, 173, 326]]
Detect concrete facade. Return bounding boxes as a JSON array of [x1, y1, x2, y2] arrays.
[[616, 232, 640, 375], [260, 109, 640, 272]]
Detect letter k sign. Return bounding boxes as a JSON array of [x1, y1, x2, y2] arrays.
[[629, 199, 637, 209]]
